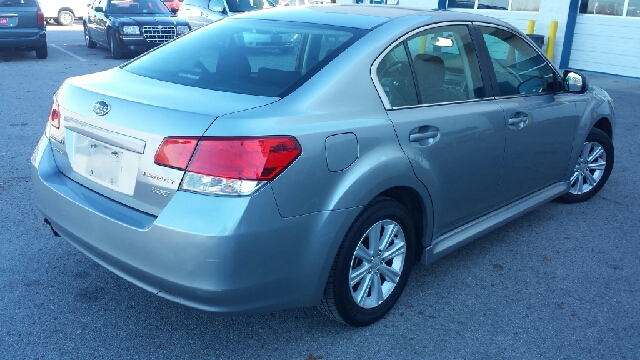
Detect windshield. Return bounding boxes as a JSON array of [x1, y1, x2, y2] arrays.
[[123, 19, 366, 97], [0, 0, 38, 6], [227, 0, 275, 12], [108, 0, 170, 14]]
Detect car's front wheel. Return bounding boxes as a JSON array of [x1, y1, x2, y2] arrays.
[[109, 31, 124, 60], [84, 24, 97, 49], [560, 128, 614, 203], [319, 197, 416, 326]]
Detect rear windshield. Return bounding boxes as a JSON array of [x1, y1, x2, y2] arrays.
[[0, 0, 38, 6], [123, 19, 366, 97]]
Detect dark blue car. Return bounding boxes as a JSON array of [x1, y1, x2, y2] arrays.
[[0, 0, 47, 59]]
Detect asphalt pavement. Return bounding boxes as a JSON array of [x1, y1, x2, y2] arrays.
[[1, 23, 639, 359]]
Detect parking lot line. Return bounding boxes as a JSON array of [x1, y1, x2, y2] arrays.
[[50, 44, 86, 62]]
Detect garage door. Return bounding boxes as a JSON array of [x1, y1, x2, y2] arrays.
[[569, 10, 640, 77]]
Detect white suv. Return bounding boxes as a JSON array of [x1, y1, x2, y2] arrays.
[[38, 0, 89, 26]]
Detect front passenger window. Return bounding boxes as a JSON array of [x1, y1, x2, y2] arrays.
[[479, 26, 557, 96]]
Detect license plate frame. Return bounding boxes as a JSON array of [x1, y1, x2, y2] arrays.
[[71, 134, 139, 195]]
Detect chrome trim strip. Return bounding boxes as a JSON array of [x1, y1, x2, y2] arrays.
[[370, 21, 476, 111], [421, 182, 569, 265], [63, 116, 146, 154]]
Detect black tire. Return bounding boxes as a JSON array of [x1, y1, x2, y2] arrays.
[[57, 11, 74, 26], [84, 24, 97, 49], [109, 30, 124, 60], [560, 128, 614, 203], [35, 43, 48, 59], [319, 197, 416, 327]]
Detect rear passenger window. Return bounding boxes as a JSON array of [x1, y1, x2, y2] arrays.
[[479, 26, 557, 96], [376, 43, 418, 108], [406, 25, 485, 104]]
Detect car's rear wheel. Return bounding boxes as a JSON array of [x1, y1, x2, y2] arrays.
[[109, 31, 124, 60], [84, 25, 97, 49], [560, 128, 614, 203], [57, 11, 74, 26], [319, 197, 416, 326], [35, 43, 48, 59]]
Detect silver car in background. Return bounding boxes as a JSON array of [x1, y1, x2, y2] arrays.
[[32, 6, 615, 326]]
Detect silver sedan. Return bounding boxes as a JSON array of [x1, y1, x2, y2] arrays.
[[32, 5, 615, 326]]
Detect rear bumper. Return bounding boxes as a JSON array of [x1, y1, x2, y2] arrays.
[[0, 30, 46, 49], [31, 136, 358, 314]]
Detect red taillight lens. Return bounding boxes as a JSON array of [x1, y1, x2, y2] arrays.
[[36, 9, 45, 25], [154, 137, 199, 170], [48, 100, 60, 129], [188, 137, 301, 181]]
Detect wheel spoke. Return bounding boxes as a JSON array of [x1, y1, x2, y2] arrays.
[[580, 142, 592, 160], [354, 244, 372, 262], [588, 160, 606, 171], [378, 223, 398, 252], [570, 170, 580, 184], [367, 222, 382, 255], [587, 145, 604, 162], [354, 273, 373, 306], [378, 264, 401, 284], [573, 172, 585, 193], [381, 242, 406, 262], [350, 263, 371, 287], [583, 170, 598, 186], [371, 273, 383, 304]]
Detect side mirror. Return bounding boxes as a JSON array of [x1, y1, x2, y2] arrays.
[[563, 70, 588, 94], [94, 6, 104, 12]]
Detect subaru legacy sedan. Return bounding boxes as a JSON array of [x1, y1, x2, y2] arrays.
[[32, 5, 615, 327]]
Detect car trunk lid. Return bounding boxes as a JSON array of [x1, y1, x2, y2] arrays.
[[48, 68, 279, 216]]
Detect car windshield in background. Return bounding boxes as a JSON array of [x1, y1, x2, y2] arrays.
[[227, 0, 274, 12], [109, 0, 170, 14], [0, 0, 38, 6], [123, 19, 365, 97]]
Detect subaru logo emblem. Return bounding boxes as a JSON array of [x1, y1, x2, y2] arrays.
[[93, 100, 110, 116]]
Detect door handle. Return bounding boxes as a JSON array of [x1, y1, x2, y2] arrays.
[[508, 115, 529, 129], [409, 131, 439, 142]]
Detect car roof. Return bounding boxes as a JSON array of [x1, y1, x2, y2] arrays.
[[235, 5, 512, 30]]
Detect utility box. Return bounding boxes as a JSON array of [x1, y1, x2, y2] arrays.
[[527, 34, 545, 49]]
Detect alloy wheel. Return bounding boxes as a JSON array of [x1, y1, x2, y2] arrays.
[[569, 141, 607, 195], [349, 219, 406, 309]]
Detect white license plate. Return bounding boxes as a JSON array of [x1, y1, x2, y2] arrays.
[[71, 134, 138, 195]]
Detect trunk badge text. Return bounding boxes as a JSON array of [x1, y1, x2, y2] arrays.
[[93, 100, 110, 116], [151, 187, 170, 197], [143, 171, 175, 185]]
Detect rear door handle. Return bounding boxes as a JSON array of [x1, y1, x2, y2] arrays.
[[508, 114, 529, 129], [409, 131, 439, 142]]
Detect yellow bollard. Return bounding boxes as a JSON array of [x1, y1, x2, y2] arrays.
[[526, 20, 535, 35], [546, 21, 558, 60], [419, 36, 427, 54]]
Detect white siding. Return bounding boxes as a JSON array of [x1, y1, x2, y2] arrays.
[[569, 15, 640, 77]]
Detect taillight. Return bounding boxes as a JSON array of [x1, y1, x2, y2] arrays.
[[155, 136, 302, 196], [36, 9, 45, 25], [48, 95, 60, 129], [154, 137, 199, 170]]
